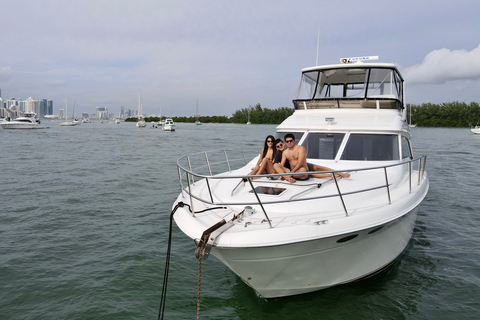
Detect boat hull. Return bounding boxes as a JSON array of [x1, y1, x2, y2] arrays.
[[163, 125, 175, 131], [0, 123, 46, 129], [210, 207, 418, 298], [471, 128, 480, 134]]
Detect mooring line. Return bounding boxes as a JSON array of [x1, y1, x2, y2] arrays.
[[158, 202, 227, 320]]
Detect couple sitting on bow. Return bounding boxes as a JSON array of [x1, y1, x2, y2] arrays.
[[249, 133, 350, 183]]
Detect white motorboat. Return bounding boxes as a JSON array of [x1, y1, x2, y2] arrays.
[[171, 56, 429, 298], [114, 118, 120, 124], [163, 118, 175, 131], [0, 112, 47, 129], [471, 126, 480, 134]]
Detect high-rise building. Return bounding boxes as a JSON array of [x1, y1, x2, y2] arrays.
[[6, 98, 17, 109], [40, 99, 48, 117], [25, 97, 40, 114], [95, 107, 108, 119], [47, 100, 53, 115]]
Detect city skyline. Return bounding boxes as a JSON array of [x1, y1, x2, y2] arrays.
[[0, 93, 142, 119]]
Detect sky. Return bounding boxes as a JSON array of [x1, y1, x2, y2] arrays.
[[1, 0, 480, 117]]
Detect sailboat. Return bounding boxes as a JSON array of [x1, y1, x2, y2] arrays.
[[60, 99, 75, 126], [72, 99, 81, 125], [409, 105, 416, 127], [157, 104, 164, 127], [195, 99, 201, 125], [136, 89, 146, 128], [247, 109, 251, 125]]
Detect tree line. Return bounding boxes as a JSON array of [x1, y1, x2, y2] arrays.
[[408, 101, 480, 127], [126, 101, 480, 127], [125, 103, 295, 124]]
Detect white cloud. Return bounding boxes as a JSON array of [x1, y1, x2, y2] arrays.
[[403, 45, 480, 84]]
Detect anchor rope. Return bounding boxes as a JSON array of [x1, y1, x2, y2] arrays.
[[157, 202, 182, 320], [157, 202, 227, 320], [197, 252, 202, 320]]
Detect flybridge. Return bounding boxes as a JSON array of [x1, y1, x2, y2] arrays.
[[340, 56, 379, 64], [293, 56, 405, 111]]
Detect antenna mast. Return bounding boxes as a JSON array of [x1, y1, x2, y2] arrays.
[[316, 27, 320, 66]]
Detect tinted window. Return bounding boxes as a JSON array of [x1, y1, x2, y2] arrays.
[[401, 136, 412, 159], [341, 134, 399, 161], [303, 133, 345, 159]]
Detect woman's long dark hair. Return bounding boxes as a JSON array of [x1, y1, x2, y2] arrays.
[[262, 135, 275, 158]]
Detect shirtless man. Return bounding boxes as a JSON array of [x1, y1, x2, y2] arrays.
[[274, 133, 351, 183], [274, 133, 309, 183]]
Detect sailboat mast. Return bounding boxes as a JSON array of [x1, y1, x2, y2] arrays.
[[138, 89, 141, 119]]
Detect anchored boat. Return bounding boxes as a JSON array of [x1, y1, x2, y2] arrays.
[[0, 112, 47, 129], [171, 56, 429, 298], [163, 118, 175, 131]]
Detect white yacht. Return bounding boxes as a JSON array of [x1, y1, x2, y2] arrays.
[[0, 113, 47, 129], [171, 56, 429, 298], [471, 126, 480, 134], [163, 118, 175, 131]]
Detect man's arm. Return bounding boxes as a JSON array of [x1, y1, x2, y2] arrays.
[[280, 151, 287, 167]]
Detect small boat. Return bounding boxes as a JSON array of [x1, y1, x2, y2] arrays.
[[114, 119, 120, 124], [0, 112, 47, 129], [163, 118, 175, 131], [247, 109, 251, 125], [136, 89, 146, 128], [171, 56, 429, 298], [471, 126, 480, 134], [195, 99, 202, 125]]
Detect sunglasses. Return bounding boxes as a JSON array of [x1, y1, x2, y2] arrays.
[[267, 140, 273, 143], [285, 139, 294, 143], [276, 143, 283, 147]]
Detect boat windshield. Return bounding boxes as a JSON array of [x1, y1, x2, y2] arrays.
[[296, 67, 403, 102]]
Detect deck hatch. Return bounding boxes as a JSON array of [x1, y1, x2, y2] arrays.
[[249, 186, 286, 195]]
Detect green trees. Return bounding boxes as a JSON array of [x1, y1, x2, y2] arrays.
[[124, 104, 294, 124], [408, 101, 480, 127], [230, 103, 294, 124]]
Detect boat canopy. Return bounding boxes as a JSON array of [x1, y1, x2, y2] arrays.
[[293, 64, 404, 110]]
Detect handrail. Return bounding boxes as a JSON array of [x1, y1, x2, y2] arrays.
[[176, 148, 427, 224]]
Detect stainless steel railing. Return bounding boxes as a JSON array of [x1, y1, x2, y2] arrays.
[[176, 148, 427, 225]]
